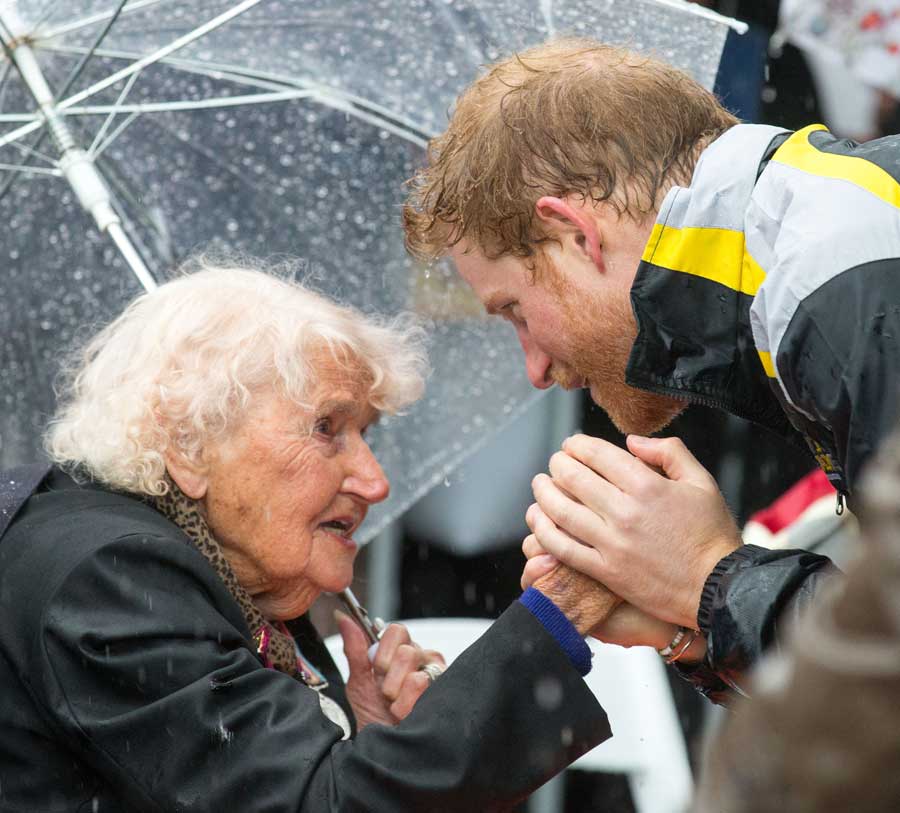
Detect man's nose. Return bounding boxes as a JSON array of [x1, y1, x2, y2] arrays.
[[517, 328, 554, 389], [345, 439, 390, 504]]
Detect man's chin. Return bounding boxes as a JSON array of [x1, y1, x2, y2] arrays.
[[589, 383, 686, 436]]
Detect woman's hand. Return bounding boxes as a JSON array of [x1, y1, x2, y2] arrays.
[[521, 538, 665, 648], [337, 612, 446, 729], [521, 532, 707, 661]]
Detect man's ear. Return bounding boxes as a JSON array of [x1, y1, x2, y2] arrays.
[[535, 196, 605, 272], [164, 448, 209, 500]]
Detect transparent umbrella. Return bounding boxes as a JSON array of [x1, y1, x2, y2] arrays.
[[0, 0, 738, 539]]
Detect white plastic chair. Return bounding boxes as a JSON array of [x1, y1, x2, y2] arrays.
[[324, 617, 693, 813]]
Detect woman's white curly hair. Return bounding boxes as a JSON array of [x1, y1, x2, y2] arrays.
[[44, 257, 429, 496]]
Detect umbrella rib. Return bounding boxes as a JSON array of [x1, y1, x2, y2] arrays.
[[69, 90, 318, 115], [37, 43, 437, 142], [32, 0, 66, 30], [39, 44, 298, 94], [0, 58, 12, 113], [0, 90, 315, 119], [69, 90, 429, 153], [56, 0, 130, 101], [0, 88, 429, 154], [648, 0, 748, 33], [55, 0, 264, 111], [69, 90, 429, 149], [90, 110, 139, 158], [0, 0, 262, 150], [3, 136, 58, 165], [0, 0, 129, 205], [97, 155, 168, 240], [0, 115, 41, 146], [88, 70, 140, 156], [0, 161, 60, 176], [320, 95, 429, 149], [35, 0, 178, 42]]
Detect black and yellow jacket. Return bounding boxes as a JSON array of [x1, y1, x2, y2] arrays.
[[628, 123, 900, 700]]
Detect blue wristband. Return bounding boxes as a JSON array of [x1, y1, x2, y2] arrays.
[[519, 587, 592, 676]]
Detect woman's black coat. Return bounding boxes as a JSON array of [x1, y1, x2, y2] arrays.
[[0, 470, 610, 811]]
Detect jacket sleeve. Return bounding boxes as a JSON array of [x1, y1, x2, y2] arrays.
[[676, 544, 842, 704], [26, 534, 611, 812]]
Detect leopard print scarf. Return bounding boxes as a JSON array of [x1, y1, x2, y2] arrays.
[[150, 478, 320, 686]]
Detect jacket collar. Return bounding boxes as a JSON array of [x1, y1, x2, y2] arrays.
[[624, 124, 794, 432]]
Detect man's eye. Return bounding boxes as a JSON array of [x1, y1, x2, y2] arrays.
[[314, 417, 333, 436]]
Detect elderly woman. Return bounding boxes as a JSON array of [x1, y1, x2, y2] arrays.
[[0, 262, 615, 812]]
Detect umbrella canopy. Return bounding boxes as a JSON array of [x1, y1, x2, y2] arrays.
[[0, 0, 735, 540]]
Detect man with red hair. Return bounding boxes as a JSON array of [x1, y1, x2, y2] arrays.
[[403, 37, 900, 700]]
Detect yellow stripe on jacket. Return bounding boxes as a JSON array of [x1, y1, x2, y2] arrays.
[[772, 124, 900, 210], [641, 223, 766, 297]]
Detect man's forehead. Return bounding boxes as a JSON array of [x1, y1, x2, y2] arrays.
[[449, 243, 528, 303]]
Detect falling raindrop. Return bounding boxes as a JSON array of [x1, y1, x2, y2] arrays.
[[534, 676, 564, 710], [217, 715, 234, 745]]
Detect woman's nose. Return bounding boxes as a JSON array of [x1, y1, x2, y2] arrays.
[[344, 439, 390, 504]]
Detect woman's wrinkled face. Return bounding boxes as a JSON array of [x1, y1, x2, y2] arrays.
[[200, 359, 389, 620]]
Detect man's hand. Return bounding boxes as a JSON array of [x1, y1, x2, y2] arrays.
[[337, 613, 445, 728], [522, 535, 707, 661], [529, 434, 741, 630]]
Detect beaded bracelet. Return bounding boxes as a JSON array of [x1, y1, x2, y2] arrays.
[[658, 626, 699, 664]]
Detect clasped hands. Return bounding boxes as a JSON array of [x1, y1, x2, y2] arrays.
[[334, 433, 741, 727], [523, 434, 742, 657]]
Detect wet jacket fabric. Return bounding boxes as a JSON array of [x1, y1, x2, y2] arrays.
[[627, 122, 900, 701], [0, 469, 610, 812]]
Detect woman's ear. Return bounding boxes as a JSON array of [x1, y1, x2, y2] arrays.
[[164, 448, 209, 500], [535, 196, 605, 272]]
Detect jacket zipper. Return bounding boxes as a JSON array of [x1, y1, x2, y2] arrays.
[[633, 380, 853, 513], [626, 379, 778, 428]]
